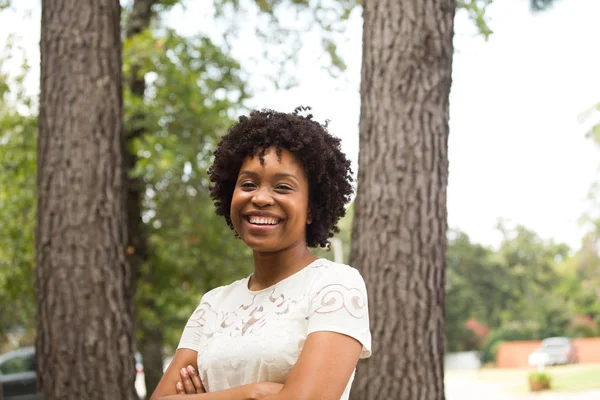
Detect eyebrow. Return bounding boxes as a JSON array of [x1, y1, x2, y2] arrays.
[[238, 170, 299, 181]]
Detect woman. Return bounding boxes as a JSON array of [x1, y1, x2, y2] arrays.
[[151, 107, 371, 400]]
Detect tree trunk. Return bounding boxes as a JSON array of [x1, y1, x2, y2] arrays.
[[123, 0, 164, 397], [36, 1, 137, 399], [139, 324, 165, 398], [350, 1, 455, 399]]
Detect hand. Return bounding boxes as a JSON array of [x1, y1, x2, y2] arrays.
[[249, 382, 284, 399], [176, 365, 203, 395]]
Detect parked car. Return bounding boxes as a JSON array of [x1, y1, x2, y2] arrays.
[[528, 337, 577, 367], [0, 347, 37, 400], [0, 347, 148, 399]]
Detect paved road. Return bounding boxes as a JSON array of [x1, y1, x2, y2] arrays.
[[445, 375, 600, 400]]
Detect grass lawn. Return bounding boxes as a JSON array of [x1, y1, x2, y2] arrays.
[[446, 363, 600, 393]]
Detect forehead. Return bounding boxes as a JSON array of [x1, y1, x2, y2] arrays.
[[240, 147, 304, 174]]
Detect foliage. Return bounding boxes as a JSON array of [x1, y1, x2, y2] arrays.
[[446, 230, 504, 351], [585, 102, 600, 143], [313, 202, 353, 263], [0, 0, 587, 360], [212, 0, 358, 80], [123, 26, 252, 350], [529, 371, 551, 385], [492, 224, 572, 335], [316, 210, 596, 359], [528, 371, 552, 391], [0, 14, 253, 353], [530, 0, 556, 11], [480, 321, 539, 363], [0, 48, 37, 347], [209, 0, 550, 83], [457, 0, 495, 38], [446, 224, 576, 358]]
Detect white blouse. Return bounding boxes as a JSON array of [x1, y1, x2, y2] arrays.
[[178, 258, 372, 399]]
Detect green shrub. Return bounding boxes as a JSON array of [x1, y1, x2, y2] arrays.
[[480, 321, 539, 363], [528, 371, 552, 392]]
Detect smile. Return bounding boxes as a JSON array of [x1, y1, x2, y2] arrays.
[[246, 216, 282, 225]]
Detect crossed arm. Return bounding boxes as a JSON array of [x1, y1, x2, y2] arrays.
[[150, 331, 363, 400]]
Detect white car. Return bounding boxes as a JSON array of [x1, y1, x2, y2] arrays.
[[528, 337, 577, 367]]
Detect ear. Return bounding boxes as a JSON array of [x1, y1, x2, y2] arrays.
[[307, 208, 313, 225]]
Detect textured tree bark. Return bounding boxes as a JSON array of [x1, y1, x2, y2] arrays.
[[349, 1, 455, 399], [36, 1, 137, 399], [122, 0, 165, 397]]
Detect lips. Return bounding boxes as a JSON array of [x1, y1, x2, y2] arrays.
[[247, 215, 281, 225], [242, 212, 284, 230]]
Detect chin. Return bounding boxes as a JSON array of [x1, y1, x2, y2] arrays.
[[244, 239, 283, 253]]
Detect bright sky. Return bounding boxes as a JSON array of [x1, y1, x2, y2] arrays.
[[1, 0, 599, 250]]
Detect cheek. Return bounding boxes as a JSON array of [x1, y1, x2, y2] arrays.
[[293, 200, 311, 225], [230, 191, 243, 222]]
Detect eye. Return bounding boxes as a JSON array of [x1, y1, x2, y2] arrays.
[[240, 181, 257, 190], [275, 184, 293, 192]]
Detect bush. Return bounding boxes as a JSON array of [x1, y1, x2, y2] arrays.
[[480, 321, 539, 363], [567, 315, 599, 338], [528, 371, 551, 392]]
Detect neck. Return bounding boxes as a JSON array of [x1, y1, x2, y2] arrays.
[[250, 242, 317, 290]]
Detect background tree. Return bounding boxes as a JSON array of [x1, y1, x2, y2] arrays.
[[0, 53, 36, 351], [349, 1, 564, 395], [445, 231, 500, 352], [35, 0, 137, 398], [121, 1, 179, 393], [122, 23, 250, 394], [349, 1, 456, 399], [0, 0, 577, 397]]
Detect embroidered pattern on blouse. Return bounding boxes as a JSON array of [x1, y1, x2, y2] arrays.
[[312, 283, 367, 318], [183, 263, 369, 399], [185, 302, 218, 336], [186, 288, 304, 338]]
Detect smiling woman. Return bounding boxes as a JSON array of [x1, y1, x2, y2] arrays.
[[230, 148, 312, 255], [150, 107, 371, 400]]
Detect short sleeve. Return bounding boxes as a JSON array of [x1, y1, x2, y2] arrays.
[[177, 291, 218, 353], [307, 266, 372, 358]]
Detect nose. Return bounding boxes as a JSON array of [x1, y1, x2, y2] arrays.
[[251, 186, 274, 207]]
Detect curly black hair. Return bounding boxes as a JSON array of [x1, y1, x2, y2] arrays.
[[208, 106, 353, 248]]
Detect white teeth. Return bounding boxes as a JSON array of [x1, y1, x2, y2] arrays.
[[248, 216, 280, 225]]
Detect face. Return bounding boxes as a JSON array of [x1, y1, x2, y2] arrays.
[[230, 147, 312, 253]]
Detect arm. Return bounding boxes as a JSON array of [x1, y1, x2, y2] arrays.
[[158, 387, 257, 400], [263, 331, 363, 400], [150, 348, 205, 400], [150, 348, 282, 400]]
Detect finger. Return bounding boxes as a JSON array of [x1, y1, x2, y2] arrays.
[[187, 365, 203, 392], [181, 367, 197, 394], [176, 381, 184, 395]]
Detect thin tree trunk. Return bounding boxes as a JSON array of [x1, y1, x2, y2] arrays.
[[139, 324, 165, 398], [350, 1, 455, 399], [36, 1, 136, 399], [123, 1, 164, 397]]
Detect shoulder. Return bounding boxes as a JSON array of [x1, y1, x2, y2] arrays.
[[197, 276, 249, 305], [306, 258, 367, 293], [308, 258, 364, 279]]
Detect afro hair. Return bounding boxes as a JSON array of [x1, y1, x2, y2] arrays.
[[208, 107, 354, 248]]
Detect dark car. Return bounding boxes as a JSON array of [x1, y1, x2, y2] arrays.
[[0, 348, 146, 399], [0, 347, 38, 400]]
